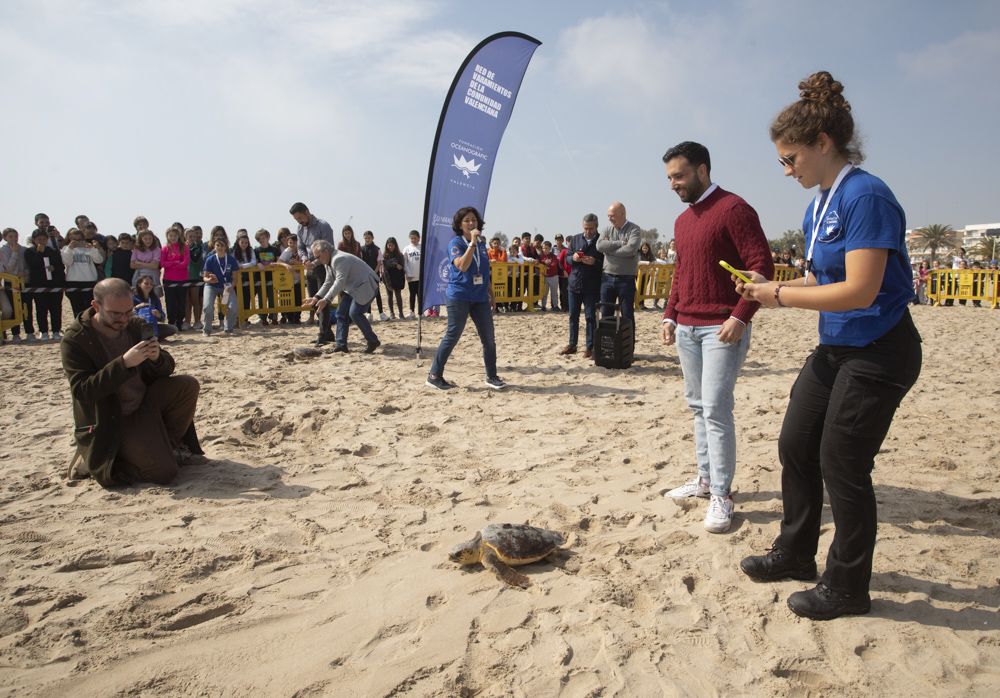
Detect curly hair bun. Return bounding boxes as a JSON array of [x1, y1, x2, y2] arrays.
[[798, 71, 850, 112]]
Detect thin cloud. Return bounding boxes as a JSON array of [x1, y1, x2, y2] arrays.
[[898, 29, 1000, 81]]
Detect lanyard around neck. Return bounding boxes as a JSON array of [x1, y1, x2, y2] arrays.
[[807, 163, 854, 263]]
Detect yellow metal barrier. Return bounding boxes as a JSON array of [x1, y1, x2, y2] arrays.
[[490, 262, 547, 311], [635, 264, 675, 308], [0, 273, 25, 341], [927, 269, 999, 308], [232, 265, 312, 324], [773, 264, 801, 283]]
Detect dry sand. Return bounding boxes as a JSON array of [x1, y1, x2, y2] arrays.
[[0, 303, 998, 696]]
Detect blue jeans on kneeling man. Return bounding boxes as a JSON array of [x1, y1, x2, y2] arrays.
[[335, 292, 378, 347]]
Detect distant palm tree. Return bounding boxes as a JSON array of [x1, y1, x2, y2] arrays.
[[970, 234, 1000, 261], [909, 224, 959, 262]]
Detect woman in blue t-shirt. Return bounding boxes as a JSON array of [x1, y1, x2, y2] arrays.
[[426, 207, 507, 391], [735, 71, 921, 621]]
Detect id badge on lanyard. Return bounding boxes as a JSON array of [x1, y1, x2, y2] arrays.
[[472, 241, 483, 285], [806, 163, 853, 273]]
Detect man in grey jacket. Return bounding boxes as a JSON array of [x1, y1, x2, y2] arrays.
[[596, 201, 642, 321], [303, 240, 381, 354]]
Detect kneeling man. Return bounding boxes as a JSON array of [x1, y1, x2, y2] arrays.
[[61, 278, 204, 486]]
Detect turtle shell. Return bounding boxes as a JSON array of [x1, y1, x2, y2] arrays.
[[480, 523, 564, 566]]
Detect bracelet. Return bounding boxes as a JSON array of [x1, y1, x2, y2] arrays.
[[774, 285, 786, 308]]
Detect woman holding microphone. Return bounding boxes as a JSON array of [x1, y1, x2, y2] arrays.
[[735, 71, 921, 620], [426, 207, 506, 391]]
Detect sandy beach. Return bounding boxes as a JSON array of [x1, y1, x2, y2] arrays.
[[0, 303, 997, 696]]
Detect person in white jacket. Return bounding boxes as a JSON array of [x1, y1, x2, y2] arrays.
[[61, 228, 104, 318]]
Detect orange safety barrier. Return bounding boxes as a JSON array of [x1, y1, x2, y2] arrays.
[[231, 265, 312, 324], [490, 262, 547, 311], [926, 269, 999, 308], [0, 273, 25, 343]]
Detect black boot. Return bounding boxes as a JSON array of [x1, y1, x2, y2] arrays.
[[740, 547, 817, 582], [787, 583, 871, 620]]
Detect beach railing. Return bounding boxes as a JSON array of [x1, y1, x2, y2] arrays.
[[232, 265, 311, 324], [926, 269, 999, 308], [490, 262, 547, 310], [635, 263, 675, 308], [0, 273, 25, 343]]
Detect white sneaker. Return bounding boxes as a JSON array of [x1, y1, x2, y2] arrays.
[[181, 321, 191, 331], [379, 312, 388, 321], [665, 476, 710, 499], [193, 321, 204, 330], [704, 495, 734, 533], [406, 312, 415, 319]]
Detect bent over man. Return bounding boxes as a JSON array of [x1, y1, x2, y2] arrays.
[[61, 278, 204, 486]]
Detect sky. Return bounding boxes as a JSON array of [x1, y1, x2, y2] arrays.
[[1, 0, 998, 246]]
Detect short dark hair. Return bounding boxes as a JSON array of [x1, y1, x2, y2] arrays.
[[34, 213, 48, 225], [662, 141, 711, 174], [289, 202, 309, 215], [583, 213, 598, 224], [452, 206, 485, 235]]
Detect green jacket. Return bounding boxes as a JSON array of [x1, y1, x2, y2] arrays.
[[60, 308, 202, 487]]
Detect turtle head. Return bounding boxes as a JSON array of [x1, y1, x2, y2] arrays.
[[448, 533, 482, 565]]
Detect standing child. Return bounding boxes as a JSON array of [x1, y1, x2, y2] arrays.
[[507, 243, 525, 311], [232, 231, 258, 327], [381, 236, 406, 319], [131, 229, 162, 293], [185, 227, 207, 330], [110, 234, 134, 282], [24, 229, 65, 340], [402, 230, 422, 319], [160, 226, 190, 330], [202, 237, 238, 336], [539, 241, 560, 311], [102, 236, 118, 279], [360, 230, 387, 320], [277, 233, 303, 324], [254, 228, 282, 325], [61, 228, 104, 318]]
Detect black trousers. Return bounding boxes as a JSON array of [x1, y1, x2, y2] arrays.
[[386, 282, 403, 316], [408, 280, 419, 312], [163, 282, 188, 328], [558, 275, 568, 311], [31, 290, 63, 333], [776, 310, 922, 596]]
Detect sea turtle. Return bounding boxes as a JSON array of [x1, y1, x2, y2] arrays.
[[449, 523, 565, 588]]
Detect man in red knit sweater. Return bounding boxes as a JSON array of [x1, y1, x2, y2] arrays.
[[660, 141, 774, 533]]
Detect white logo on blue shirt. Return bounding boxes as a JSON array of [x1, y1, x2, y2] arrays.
[[819, 210, 842, 243]]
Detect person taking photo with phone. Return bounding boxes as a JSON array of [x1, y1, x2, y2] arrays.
[[60, 278, 205, 487]]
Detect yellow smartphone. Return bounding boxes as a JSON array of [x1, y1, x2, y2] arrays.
[[718, 260, 753, 284]]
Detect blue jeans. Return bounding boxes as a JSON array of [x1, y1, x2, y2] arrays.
[[567, 288, 598, 349], [600, 274, 636, 322], [203, 285, 237, 333], [675, 323, 752, 497], [335, 292, 378, 347], [429, 300, 497, 379]]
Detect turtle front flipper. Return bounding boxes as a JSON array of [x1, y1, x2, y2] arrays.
[[481, 548, 530, 588]]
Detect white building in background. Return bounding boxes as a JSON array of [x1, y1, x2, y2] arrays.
[[962, 223, 1000, 256]]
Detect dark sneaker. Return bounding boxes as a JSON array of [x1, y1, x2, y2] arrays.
[[740, 547, 818, 582], [787, 583, 871, 620], [558, 345, 577, 355], [426, 375, 455, 391], [484, 376, 507, 390], [329, 344, 349, 353], [363, 339, 381, 354]]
